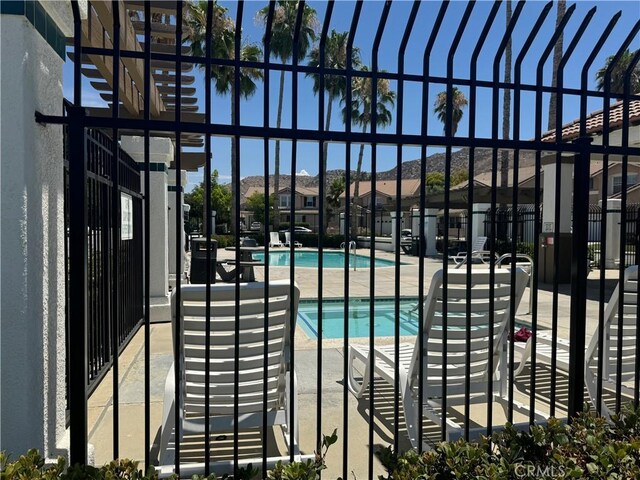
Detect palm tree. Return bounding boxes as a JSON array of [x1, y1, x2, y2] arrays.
[[257, 1, 318, 230], [502, 0, 513, 194], [307, 30, 361, 230], [185, 1, 263, 235], [325, 176, 346, 228], [343, 67, 396, 238], [547, 0, 566, 131], [433, 87, 468, 136], [595, 49, 640, 100]]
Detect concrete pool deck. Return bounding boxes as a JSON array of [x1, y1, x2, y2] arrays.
[[87, 248, 623, 477]]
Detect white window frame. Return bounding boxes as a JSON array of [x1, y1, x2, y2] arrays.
[[304, 196, 315, 207], [612, 174, 638, 194], [279, 194, 291, 208]]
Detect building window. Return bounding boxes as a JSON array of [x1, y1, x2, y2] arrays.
[[589, 178, 594, 190], [304, 196, 316, 207], [279, 194, 291, 208], [613, 174, 638, 194]]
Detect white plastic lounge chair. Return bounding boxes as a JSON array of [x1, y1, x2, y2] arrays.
[[284, 232, 302, 248], [157, 280, 304, 475], [514, 265, 637, 417], [269, 231, 284, 248], [347, 268, 529, 447], [451, 236, 495, 266], [585, 265, 638, 417], [513, 330, 570, 377]]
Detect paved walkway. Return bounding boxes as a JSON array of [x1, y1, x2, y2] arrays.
[[88, 248, 622, 477]]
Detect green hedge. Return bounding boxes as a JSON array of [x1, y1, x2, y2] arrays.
[[0, 431, 338, 480], [5, 407, 639, 479], [378, 404, 640, 480]]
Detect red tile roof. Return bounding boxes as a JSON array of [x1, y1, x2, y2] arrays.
[[541, 100, 640, 142]]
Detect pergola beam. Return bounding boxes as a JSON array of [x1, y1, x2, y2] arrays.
[[90, 1, 163, 117], [76, 4, 141, 115]]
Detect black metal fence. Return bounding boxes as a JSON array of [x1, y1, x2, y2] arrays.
[[484, 206, 539, 245], [36, 1, 640, 477], [588, 204, 640, 268], [63, 127, 143, 398]]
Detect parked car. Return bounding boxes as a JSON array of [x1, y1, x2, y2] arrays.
[[401, 229, 412, 238], [280, 226, 312, 233], [250, 222, 261, 231]]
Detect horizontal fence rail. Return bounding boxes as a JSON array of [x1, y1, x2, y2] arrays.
[[36, 0, 640, 477]]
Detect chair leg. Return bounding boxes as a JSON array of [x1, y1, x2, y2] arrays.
[[346, 347, 372, 398], [284, 371, 300, 455], [159, 363, 177, 466]]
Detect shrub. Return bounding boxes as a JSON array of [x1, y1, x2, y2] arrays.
[[0, 430, 338, 480], [294, 233, 346, 248], [377, 403, 640, 480], [211, 234, 236, 249]]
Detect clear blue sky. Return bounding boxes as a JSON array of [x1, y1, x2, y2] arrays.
[[62, 1, 640, 192]]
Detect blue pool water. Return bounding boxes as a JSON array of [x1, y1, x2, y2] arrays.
[[297, 298, 531, 339], [253, 251, 397, 268], [297, 298, 420, 339]]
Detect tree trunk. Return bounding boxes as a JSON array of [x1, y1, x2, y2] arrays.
[[230, 84, 237, 235], [351, 128, 366, 239], [501, 0, 512, 191], [548, 0, 566, 131], [322, 98, 333, 231], [499, 0, 513, 241], [273, 68, 286, 231]]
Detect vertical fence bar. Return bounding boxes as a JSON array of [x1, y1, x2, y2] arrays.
[[467, 0, 501, 440], [569, 132, 593, 417], [68, 0, 88, 465], [289, 0, 304, 463], [617, 49, 640, 412], [316, 0, 333, 456], [343, 4, 361, 476], [489, 1, 524, 428], [110, 1, 121, 459], [394, 1, 420, 450], [232, 3, 243, 475], [203, 1, 213, 473], [173, 2, 183, 474], [262, 3, 275, 474], [445, 1, 473, 439], [368, 4, 390, 475], [532, 6, 575, 418], [578, 10, 622, 420], [419, 2, 447, 449], [510, 2, 554, 425], [558, 8, 597, 419], [143, 1, 151, 468], [626, 52, 640, 408], [597, 22, 640, 413]]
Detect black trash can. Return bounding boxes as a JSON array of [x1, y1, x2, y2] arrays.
[[538, 232, 572, 284], [411, 236, 426, 257], [190, 238, 218, 284]]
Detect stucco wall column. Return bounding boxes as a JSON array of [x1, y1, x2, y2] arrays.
[[121, 136, 171, 321], [601, 199, 622, 269], [471, 203, 491, 246], [0, 9, 69, 460], [168, 169, 188, 278], [542, 162, 573, 233]]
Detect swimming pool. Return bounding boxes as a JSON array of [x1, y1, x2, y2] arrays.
[[298, 298, 419, 338], [253, 251, 397, 268], [297, 298, 531, 339]]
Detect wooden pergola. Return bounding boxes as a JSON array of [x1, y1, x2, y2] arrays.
[[70, 1, 206, 170]]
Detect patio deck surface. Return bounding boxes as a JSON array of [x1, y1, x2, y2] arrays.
[[87, 249, 622, 478]]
